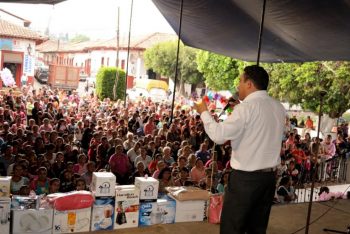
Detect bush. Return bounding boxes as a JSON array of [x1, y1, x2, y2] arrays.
[[96, 67, 126, 101]]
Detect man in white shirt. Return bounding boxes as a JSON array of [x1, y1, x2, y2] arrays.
[[134, 147, 152, 169], [195, 65, 285, 234]]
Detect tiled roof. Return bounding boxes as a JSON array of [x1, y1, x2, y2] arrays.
[[0, 19, 47, 42], [37, 32, 177, 53]]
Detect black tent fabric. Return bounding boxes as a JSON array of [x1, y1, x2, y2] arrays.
[[152, 0, 350, 62], [1, 0, 65, 4]]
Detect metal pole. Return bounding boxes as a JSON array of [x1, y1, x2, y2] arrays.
[[113, 5, 120, 100], [124, 0, 134, 107], [305, 90, 327, 234], [169, 0, 184, 124], [116, 6, 120, 66], [256, 0, 267, 66]]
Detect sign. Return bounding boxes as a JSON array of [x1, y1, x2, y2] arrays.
[[0, 38, 13, 50], [23, 55, 34, 76]]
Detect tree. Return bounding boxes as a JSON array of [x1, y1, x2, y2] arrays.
[[196, 50, 249, 93], [264, 61, 350, 118], [144, 41, 204, 94], [70, 34, 90, 43], [96, 67, 125, 101]]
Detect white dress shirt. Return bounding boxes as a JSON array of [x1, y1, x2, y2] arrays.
[[201, 91, 285, 171]]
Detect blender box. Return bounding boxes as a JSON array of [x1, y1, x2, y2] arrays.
[[11, 208, 53, 234], [0, 177, 11, 198], [168, 194, 206, 222], [11, 195, 40, 210], [90, 197, 115, 231], [139, 196, 176, 226], [0, 198, 11, 234], [134, 177, 159, 201], [53, 207, 91, 233], [114, 185, 140, 229], [91, 172, 116, 197]]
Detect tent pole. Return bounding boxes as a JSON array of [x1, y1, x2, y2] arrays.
[[256, 0, 267, 66], [305, 91, 327, 234], [124, 0, 134, 107], [169, 0, 184, 124]]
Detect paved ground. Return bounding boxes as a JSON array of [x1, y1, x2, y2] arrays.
[[78, 199, 349, 234]]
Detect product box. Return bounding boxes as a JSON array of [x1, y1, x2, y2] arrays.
[[11, 208, 53, 234], [53, 207, 91, 233], [114, 185, 140, 229], [139, 196, 176, 226], [0, 198, 11, 234], [91, 172, 116, 197], [11, 195, 40, 210], [134, 177, 159, 201], [0, 176, 11, 197], [90, 197, 115, 231], [168, 194, 206, 222]]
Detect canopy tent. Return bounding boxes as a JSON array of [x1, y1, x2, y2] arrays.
[[1, 0, 65, 4], [152, 0, 350, 62]]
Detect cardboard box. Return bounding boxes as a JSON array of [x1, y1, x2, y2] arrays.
[[139, 196, 176, 226], [114, 185, 140, 229], [169, 195, 206, 222], [11, 209, 53, 234], [91, 172, 116, 197], [11, 195, 40, 210], [53, 207, 91, 233], [0, 198, 11, 234], [134, 177, 159, 201], [0, 177, 11, 197], [90, 197, 115, 231]]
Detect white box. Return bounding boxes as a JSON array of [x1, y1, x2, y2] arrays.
[[0, 177, 11, 197], [114, 185, 140, 229], [12, 209, 53, 234], [169, 195, 206, 222], [90, 197, 115, 231], [134, 177, 159, 201], [91, 172, 116, 197], [11, 195, 40, 210], [0, 198, 11, 234], [139, 196, 176, 227], [53, 207, 91, 233]]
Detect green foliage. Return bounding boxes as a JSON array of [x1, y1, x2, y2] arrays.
[[70, 34, 90, 43], [264, 61, 350, 118], [96, 67, 125, 101], [144, 41, 204, 85], [196, 51, 250, 92]]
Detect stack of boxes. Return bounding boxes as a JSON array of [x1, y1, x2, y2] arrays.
[[0, 176, 11, 234], [136, 176, 176, 226], [90, 172, 116, 231]]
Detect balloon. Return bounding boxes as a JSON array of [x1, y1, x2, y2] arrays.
[[207, 92, 213, 100], [214, 93, 219, 100], [227, 107, 233, 113], [203, 95, 210, 103]]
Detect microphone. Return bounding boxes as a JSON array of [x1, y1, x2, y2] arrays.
[[220, 92, 239, 116]]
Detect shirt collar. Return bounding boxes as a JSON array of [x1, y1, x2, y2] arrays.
[[242, 90, 268, 102]]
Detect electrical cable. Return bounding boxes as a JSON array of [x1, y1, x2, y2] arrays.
[[289, 184, 350, 234]]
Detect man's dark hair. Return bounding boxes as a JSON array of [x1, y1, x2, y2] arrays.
[[243, 65, 269, 90]]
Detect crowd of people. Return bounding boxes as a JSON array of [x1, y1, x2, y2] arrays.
[[0, 85, 347, 204]]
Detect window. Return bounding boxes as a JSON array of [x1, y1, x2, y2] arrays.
[[101, 57, 104, 66]]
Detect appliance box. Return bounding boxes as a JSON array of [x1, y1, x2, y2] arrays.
[[0, 198, 11, 234], [114, 185, 140, 229], [11, 209, 53, 234], [168, 194, 206, 222], [53, 207, 91, 233], [139, 196, 176, 226], [0, 177, 11, 198], [90, 172, 116, 197], [90, 197, 115, 231], [11, 195, 40, 210], [134, 177, 159, 201]]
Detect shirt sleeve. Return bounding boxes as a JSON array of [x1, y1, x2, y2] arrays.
[[200, 104, 247, 145]]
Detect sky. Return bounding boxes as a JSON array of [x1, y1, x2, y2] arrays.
[[0, 0, 175, 39]]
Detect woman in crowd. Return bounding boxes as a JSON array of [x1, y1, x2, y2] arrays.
[[158, 167, 174, 194]]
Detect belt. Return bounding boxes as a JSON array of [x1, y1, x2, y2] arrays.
[[253, 167, 277, 173]]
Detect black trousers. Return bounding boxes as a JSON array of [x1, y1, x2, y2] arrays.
[[220, 169, 276, 234]]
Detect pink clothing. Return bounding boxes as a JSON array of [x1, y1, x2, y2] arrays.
[[109, 153, 130, 175], [190, 167, 206, 183], [73, 163, 87, 175], [152, 170, 160, 179], [323, 143, 336, 159], [144, 122, 155, 135], [39, 125, 53, 132]]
